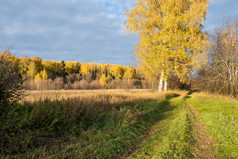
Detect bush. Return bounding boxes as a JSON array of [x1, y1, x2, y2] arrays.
[[0, 53, 24, 114]]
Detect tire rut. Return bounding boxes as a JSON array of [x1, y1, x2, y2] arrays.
[[188, 103, 218, 159]]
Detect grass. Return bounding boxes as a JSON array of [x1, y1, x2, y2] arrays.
[[0, 90, 178, 158], [129, 92, 238, 159], [188, 97, 238, 158], [129, 97, 194, 159], [1, 89, 238, 158]]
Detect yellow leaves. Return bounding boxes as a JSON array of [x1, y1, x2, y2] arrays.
[[125, 0, 209, 82], [123, 66, 136, 80], [34, 69, 48, 82], [110, 64, 124, 79], [27, 62, 37, 79], [2, 52, 140, 86], [99, 74, 112, 88], [41, 69, 48, 80], [101, 64, 107, 74], [99, 74, 107, 88], [34, 73, 42, 82], [65, 61, 80, 74], [80, 63, 91, 75]]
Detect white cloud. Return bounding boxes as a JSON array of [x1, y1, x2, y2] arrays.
[[2, 0, 237, 65], [0, 0, 137, 65]]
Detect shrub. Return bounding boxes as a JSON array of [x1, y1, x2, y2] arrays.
[[0, 53, 24, 114]]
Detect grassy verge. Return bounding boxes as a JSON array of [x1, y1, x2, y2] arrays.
[[0, 92, 176, 158], [188, 97, 238, 158], [3, 90, 237, 158], [129, 98, 194, 159]]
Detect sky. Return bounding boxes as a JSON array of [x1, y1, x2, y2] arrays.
[[0, 0, 238, 66]]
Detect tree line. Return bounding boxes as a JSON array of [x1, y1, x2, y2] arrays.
[[0, 51, 156, 90]]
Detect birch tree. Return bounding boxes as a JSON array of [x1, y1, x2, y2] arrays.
[[125, 0, 209, 92]]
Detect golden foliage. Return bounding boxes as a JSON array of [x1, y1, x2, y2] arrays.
[[125, 0, 209, 82], [99, 74, 107, 88], [41, 69, 48, 80], [34, 73, 42, 82], [80, 63, 91, 75], [110, 64, 124, 79]]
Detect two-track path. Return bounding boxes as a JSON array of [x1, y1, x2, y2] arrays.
[[122, 93, 218, 159]]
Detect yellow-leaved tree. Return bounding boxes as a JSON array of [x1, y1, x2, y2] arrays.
[[125, 0, 209, 92], [110, 64, 124, 79], [41, 69, 48, 80], [100, 74, 107, 88]]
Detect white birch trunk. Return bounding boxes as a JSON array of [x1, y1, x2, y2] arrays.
[[158, 72, 164, 93], [163, 79, 168, 92]]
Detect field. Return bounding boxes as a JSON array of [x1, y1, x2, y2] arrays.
[[0, 90, 237, 158]]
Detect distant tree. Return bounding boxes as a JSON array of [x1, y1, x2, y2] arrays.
[[100, 74, 107, 88], [101, 64, 107, 74], [50, 61, 59, 78], [80, 63, 91, 75], [80, 63, 92, 82], [59, 60, 67, 77], [110, 65, 124, 79], [88, 63, 97, 80], [19, 56, 30, 80], [106, 74, 112, 82], [123, 66, 136, 80], [34, 73, 42, 82], [31, 56, 43, 73], [125, 0, 209, 92], [26, 61, 37, 79], [41, 69, 48, 80], [65, 62, 74, 74]]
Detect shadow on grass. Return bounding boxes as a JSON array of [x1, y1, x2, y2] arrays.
[[121, 93, 181, 158], [0, 93, 182, 158], [165, 93, 181, 100], [187, 89, 200, 96], [183, 89, 200, 100], [183, 96, 192, 99]]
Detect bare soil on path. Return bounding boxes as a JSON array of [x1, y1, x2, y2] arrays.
[[188, 103, 218, 159]]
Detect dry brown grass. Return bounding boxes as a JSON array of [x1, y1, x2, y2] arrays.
[[22, 89, 184, 104]]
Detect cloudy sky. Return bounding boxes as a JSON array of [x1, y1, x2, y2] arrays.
[[0, 0, 238, 66]]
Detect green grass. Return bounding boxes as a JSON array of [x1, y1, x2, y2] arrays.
[[0, 95, 174, 158], [2, 92, 238, 158], [188, 97, 238, 158], [130, 98, 194, 159]]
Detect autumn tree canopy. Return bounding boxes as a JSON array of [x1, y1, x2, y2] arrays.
[[125, 0, 209, 92]]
